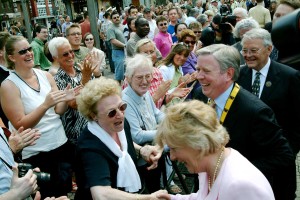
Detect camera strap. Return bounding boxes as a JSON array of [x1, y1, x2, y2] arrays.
[[0, 133, 13, 170]]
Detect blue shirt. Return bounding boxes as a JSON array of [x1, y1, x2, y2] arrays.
[[167, 24, 178, 43], [122, 85, 165, 145]]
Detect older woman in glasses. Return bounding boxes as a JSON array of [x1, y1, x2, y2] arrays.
[[1, 36, 76, 198], [156, 100, 275, 200], [48, 37, 100, 146], [75, 77, 166, 200], [83, 32, 106, 73]]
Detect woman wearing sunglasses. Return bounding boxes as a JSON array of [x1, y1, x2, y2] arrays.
[[1, 36, 76, 198], [83, 32, 106, 73], [75, 77, 166, 200]]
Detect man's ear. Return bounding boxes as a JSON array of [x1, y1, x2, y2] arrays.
[[226, 67, 235, 81]]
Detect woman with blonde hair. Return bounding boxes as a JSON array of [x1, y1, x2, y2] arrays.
[[156, 100, 275, 200]]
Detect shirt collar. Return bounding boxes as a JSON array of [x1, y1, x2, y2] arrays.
[[214, 83, 234, 111], [252, 57, 270, 79]]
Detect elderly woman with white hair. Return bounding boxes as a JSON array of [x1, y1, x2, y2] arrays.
[[122, 54, 182, 194], [155, 100, 275, 200], [48, 37, 99, 145]]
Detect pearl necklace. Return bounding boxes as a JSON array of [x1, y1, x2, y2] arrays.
[[208, 147, 225, 191]]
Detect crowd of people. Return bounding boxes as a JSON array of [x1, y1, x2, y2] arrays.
[[0, 0, 300, 199]]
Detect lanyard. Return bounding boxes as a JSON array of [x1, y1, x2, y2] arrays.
[[220, 83, 240, 125]]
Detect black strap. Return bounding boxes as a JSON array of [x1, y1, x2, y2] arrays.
[[0, 133, 13, 170]]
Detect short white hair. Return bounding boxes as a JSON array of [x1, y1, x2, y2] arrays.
[[233, 7, 248, 19], [125, 54, 153, 78], [48, 37, 70, 58]]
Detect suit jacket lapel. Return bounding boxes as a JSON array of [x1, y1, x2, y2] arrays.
[[238, 66, 252, 91], [260, 61, 281, 101]]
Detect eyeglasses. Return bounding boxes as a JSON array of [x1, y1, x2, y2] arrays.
[[134, 74, 152, 82], [69, 32, 82, 36], [184, 40, 196, 45], [240, 48, 263, 55], [113, 16, 120, 19], [17, 46, 33, 55], [159, 23, 168, 26], [62, 50, 74, 57], [194, 31, 202, 34], [85, 38, 94, 41], [107, 103, 127, 118]]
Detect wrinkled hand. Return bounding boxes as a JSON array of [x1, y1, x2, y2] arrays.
[[78, 57, 97, 85], [179, 73, 196, 85], [151, 190, 170, 200], [140, 145, 163, 170], [153, 80, 171, 103], [194, 41, 203, 52], [89, 51, 102, 75], [10, 164, 38, 199], [63, 83, 77, 101], [9, 126, 41, 153], [34, 191, 70, 200]]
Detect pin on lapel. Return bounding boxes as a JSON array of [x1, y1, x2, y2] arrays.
[[265, 81, 272, 87]]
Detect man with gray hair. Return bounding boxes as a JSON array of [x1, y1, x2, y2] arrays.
[[194, 43, 294, 200], [232, 7, 248, 23], [232, 18, 259, 65], [197, 14, 209, 28], [185, 8, 199, 26], [238, 28, 300, 200]]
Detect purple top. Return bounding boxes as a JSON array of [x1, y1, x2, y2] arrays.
[[181, 52, 197, 75]]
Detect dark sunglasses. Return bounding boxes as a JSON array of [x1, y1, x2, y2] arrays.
[[62, 50, 74, 57], [184, 40, 196, 45], [159, 23, 167, 26], [18, 46, 32, 55], [107, 103, 127, 118], [85, 38, 94, 41], [113, 16, 120, 19], [194, 31, 202, 34]]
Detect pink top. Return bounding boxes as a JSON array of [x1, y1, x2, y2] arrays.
[[154, 32, 173, 58], [171, 149, 275, 200]]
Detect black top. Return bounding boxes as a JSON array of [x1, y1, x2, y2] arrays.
[[74, 119, 137, 200], [0, 67, 10, 127]]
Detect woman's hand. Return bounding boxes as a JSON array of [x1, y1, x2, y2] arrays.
[[152, 80, 171, 103], [9, 127, 41, 153], [78, 57, 97, 85], [151, 190, 170, 200], [43, 90, 68, 108]]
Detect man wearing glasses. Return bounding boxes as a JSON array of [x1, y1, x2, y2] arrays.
[[194, 43, 294, 200], [66, 23, 89, 63], [154, 15, 172, 58], [30, 25, 51, 70], [238, 28, 300, 200], [106, 11, 126, 84]]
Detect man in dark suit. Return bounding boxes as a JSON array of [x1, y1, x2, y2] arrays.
[[238, 28, 300, 200], [194, 44, 294, 199]]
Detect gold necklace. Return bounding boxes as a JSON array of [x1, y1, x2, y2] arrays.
[[208, 147, 224, 191]]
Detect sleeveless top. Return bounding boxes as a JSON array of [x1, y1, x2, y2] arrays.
[[6, 68, 67, 159]]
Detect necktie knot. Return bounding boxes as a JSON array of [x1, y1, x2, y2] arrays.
[[208, 99, 216, 109]]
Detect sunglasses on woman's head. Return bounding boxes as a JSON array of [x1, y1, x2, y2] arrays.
[[107, 103, 127, 118], [17, 47, 32, 55]]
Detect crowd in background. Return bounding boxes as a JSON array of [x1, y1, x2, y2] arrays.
[[0, 0, 300, 199]]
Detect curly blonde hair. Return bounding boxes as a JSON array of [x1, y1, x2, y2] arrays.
[[76, 77, 121, 121], [156, 100, 229, 156]]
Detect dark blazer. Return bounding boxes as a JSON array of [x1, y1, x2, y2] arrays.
[[238, 60, 300, 155], [194, 85, 294, 186], [195, 85, 294, 173]]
